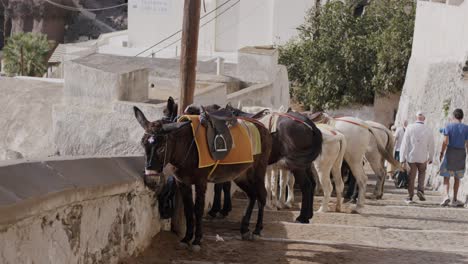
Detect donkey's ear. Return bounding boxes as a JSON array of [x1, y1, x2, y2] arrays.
[[162, 121, 191, 133], [133, 106, 149, 130], [237, 101, 243, 110], [167, 97, 175, 111]]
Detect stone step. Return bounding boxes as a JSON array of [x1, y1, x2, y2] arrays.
[[219, 198, 468, 232], [203, 220, 468, 253]]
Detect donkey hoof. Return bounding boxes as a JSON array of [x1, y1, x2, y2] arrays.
[[191, 245, 202, 252], [285, 202, 294, 209], [252, 233, 262, 241], [207, 211, 217, 218], [177, 242, 190, 250], [317, 206, 328, 213], [351, 206, 362, 214], [241, 232, 253, 241], [295, 217, 310, 224]]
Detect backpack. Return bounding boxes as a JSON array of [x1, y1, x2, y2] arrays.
[[158, 176, 177, 219], [394, 170, 409, 189]]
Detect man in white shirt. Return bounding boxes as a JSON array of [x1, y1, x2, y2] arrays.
[[399, 111, 435, 204]]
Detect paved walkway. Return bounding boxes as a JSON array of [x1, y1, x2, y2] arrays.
[[122, 176, 468, 264]]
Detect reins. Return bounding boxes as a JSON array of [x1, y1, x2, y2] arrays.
[[334, 117, 371, 131], [271, 112, 316, 131]]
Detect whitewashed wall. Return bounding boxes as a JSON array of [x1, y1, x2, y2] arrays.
[[128, 0, 315, 55], [396, 0, 468, 201]]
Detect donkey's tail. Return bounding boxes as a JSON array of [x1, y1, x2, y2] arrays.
[[335, 133, 347, 170], [368, 127, 402, 170]]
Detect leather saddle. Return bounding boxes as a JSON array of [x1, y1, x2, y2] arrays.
[[200, 106, 238, 160]]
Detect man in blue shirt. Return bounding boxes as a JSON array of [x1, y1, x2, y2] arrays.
[[439, 109, 468, 207]]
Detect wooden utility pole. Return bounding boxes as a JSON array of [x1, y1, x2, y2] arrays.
[[172, 0, 202, 237], [177, 0, 202, 115]]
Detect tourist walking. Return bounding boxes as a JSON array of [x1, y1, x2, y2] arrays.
[[400, 112, 435, 204], [439, 109, 468, 207], [394, 120, 408, 161]]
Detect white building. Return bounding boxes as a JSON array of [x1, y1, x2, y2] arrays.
[[396, 0, 468, 200], [96, 0, 316, 62]]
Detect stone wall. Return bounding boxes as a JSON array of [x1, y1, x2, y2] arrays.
[[327, 91, 400, 127], [395, 0, 468, 201], [0, 77, 63, 160], [235, 47, 290, 109], [227, 82, 274, 108], [0, 156, 162, 264]]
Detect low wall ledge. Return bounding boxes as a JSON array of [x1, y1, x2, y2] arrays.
[[0, 156, 148, 227]]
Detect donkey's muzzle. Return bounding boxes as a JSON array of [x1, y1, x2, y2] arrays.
[[143, 169, 164, 190]]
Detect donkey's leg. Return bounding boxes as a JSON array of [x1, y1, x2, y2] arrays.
[[306, 167, 317, 220], [192, 182, 207, 250], [234, 176, 257, 239], [316, 162, 333, 213], [292, 168, 312, 223], [349, 161, 367, 213], [278, 168, 288, 209], [208, 183, 222, 218], [366, 153, 386, 199], [220, 181, 232, 216], [331, 161, 345, 213], [271, 167, 279, 209], [179, 184, 194, 247], [264, 166, 273, 210], [285, 170, 295, 208], [253, 165, 268, 237]]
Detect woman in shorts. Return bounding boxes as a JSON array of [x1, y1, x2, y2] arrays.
[[439, 109, 468, 207]]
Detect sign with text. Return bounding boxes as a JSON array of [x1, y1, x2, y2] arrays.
[[131, 0, 172, 14]]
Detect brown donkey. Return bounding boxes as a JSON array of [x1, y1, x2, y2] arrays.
[[133, 100, 272, 251]]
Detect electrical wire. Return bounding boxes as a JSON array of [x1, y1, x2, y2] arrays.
[[43, 0, 127, 12], [135, 0, 236, 57], [145, 0, 240, 57]]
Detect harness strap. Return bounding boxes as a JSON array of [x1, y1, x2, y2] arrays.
[[316, 124, 338, 136], [273, 112, 315, 131], [236, 116, 266, 128], [334, 117, 371, 131], [207, 160, 220, 180]]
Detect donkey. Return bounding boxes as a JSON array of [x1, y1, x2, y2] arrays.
[[133, 100, 272, 251], [308, 113, 400, 212], [226, 105, 323, 223]]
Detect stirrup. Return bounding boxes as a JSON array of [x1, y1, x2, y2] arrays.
[[214, 134, 228, 152]]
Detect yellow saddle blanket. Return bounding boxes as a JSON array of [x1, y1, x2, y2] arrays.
[[178, 115, 261, 168]]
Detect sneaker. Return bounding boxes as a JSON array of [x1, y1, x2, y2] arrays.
[[451, 200, 464, 208], [417, 191, 426, 201], [404, 197, 414, 205], [440, 197, 450, 207]]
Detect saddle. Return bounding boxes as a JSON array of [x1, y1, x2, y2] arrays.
[[200, 106, 238, 160]]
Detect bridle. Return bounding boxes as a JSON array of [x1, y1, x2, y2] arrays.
[[145, 132, 169, 175], [144, 120, 199, 175]]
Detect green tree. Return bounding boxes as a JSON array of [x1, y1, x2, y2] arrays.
[[3, 33, 51, 77], [279, 0, 415, 111]]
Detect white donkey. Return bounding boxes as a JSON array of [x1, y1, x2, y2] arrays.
[[313, 124, 347, 212], [315, 115, 400, 212]]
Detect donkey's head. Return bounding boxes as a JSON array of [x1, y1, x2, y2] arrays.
[[133, 106, 191, 181]]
